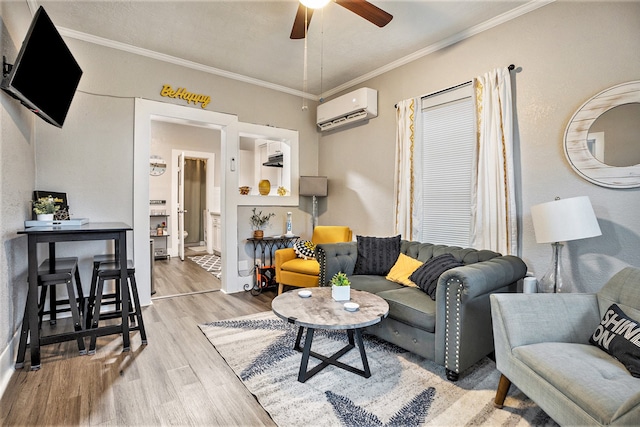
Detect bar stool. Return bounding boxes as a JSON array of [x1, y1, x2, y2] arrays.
[[88, 260, 147, 354], [36, 257, 86, 354], [87, 254, 119, 327]]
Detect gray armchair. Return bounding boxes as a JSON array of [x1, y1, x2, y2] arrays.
[[491, 267, 640, 425]]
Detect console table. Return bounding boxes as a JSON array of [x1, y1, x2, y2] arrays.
[[245, 235, 298, 294], [17, 222, 133, 370]]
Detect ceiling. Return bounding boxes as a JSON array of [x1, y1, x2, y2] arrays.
[[33, 0, 549, 99]]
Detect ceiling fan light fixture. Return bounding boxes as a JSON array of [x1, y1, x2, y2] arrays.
[[300, 0, 330, 10]]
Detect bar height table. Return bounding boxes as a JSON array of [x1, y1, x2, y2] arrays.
[[17, 222, 133, 370]]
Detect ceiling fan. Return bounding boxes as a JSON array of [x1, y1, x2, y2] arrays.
[[290, 0, 393, 39]]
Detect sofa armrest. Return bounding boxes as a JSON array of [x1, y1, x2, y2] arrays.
[[275, 248, 298, 283], [490, 293, 601, 349], [434, 255, 527, 374], [439, 255, 527, 299], [316, 242, 358, 286]]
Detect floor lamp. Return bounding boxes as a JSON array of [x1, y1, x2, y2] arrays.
[[299, 176, 328, 230], [530, 196, 602, 293]]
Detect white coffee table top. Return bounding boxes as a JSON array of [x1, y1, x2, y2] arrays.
[[271, 287, 389, 330]]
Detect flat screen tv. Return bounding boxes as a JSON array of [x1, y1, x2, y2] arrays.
[[1, 6, 82, 128]]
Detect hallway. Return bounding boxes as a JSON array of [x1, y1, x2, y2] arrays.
[[152, 247, 221, 298]]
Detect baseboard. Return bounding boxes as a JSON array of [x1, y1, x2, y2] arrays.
[[0, 328, 21, 399]]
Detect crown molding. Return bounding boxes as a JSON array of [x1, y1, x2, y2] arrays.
[[320, 0, 555, 99], [58, 27, 319, 102], [57, 0, 553, 101]]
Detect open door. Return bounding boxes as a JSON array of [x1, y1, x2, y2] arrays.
[[177, 151, 186, 261]]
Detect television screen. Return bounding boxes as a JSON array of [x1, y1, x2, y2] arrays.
[[1, 6, 82, 128]]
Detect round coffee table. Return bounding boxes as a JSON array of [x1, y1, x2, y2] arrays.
[[272, 287, 389, 383]]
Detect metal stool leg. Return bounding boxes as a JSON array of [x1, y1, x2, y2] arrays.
[[88, 275, 106, 354], [37, 285, 47, 330], [49, 285, 57, 325], [64, 276, 86, 354], [128, 274, 147, 344]]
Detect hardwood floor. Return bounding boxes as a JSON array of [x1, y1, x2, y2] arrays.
[[153, 249, 221, 297], [0, 261, 278, 426]]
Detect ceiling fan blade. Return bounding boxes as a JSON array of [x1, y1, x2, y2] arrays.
[[335, 0, 393, 27], [290, 4, 314, 39]]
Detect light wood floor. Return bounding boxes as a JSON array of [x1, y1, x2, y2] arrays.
[[0, 259, 278, 426], [153, 250, 221, 298]]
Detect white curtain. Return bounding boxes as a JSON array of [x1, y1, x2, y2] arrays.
[[471, 67, 518, 255], [394, 98, 421, 240]]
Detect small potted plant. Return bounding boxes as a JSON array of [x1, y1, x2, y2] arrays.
[[330, 271, 351, 301], [250, 208, 275, 239], [33, 196, 59, 221]]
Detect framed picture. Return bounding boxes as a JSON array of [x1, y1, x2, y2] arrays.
[[32, 190, 69, 220]]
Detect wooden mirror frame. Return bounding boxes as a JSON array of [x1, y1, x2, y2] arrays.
[[564, 80, 640, 189]]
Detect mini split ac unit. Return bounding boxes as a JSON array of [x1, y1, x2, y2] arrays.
[[316, 87, 378, 131]]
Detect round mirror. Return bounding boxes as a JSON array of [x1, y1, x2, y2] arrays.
[[564, 80, 640, 188]]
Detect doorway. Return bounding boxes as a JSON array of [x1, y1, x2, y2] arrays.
[[134, 99, 300, 305], [149, 121, 221, 298], [184, 158, 207, 248]]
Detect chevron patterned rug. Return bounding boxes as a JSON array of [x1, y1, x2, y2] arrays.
[[199, 311, 556, 427], [188, 253, 222, 279]]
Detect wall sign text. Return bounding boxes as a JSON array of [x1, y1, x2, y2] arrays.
[[160, 84, 211, 109]]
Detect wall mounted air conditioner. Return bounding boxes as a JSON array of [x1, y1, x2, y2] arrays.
[[316, 87, 378, 131]]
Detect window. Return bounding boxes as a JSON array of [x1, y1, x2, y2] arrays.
[[420, 83, 475, 247]]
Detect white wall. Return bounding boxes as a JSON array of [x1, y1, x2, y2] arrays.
[[318, 1, 640, 292]]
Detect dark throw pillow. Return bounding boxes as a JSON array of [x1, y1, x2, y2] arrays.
[[353, 235, 401, 276], [590, 303, 640, 377], [409, 253, 463, 300]]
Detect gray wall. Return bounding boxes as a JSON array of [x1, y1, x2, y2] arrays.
[[0, 1, 37, 391], [318, 1, 640, 292], [0, 0, 319, 391]]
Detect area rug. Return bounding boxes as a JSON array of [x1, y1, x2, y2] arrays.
[[188, 245, 208, 252], [189, 253, 222, 279], [199, 311, 557, 427]]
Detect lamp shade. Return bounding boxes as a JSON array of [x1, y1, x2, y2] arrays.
[[299, 176, 328, 197], [531, 196, 602, 243]]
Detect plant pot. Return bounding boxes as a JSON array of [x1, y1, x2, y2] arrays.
[[36, 214, 54, 221], [258, 179, 271, 196], [332, 285, 350, 301], [253, 229, 264, 240]]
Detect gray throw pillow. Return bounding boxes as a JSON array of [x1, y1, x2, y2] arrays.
[[590, 303, 640, 378], [353, 235, 401, 276], [409, 253, 463, 300]]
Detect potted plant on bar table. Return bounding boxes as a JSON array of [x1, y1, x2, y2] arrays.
[[249, 208, 275, 239], [33, 196, 59, 221]]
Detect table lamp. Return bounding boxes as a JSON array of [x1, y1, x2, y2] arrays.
[[299, 176, 328, 229], [530, 196, 602, 293]]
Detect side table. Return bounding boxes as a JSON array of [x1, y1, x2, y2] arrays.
[[245, 235, 298, 295]]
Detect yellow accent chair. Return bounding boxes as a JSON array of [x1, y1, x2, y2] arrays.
[[275, 226, 352, 295]]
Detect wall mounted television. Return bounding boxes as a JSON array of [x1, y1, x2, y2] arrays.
[[1, 6, 82, 128]]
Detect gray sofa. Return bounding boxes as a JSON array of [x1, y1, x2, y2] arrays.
[[491, 267, 640, 426], [317, 240, 527, 380]]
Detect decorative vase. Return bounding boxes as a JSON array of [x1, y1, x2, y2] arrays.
[[37, 214, 54, 221], [258, 179, 271, 196], [253, 229, 264, 240], [332, 285, 350, 301]]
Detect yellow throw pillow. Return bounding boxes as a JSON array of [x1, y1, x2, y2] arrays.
[[386, 253, 423, 287]]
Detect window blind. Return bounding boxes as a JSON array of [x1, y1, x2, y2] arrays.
[[420, 84, 474, 247]]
